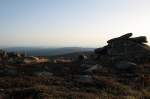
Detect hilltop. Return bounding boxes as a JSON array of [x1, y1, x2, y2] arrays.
[[0, 33, 149, 99]]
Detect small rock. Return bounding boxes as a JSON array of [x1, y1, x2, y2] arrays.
[[115, 61, 137, 70], [77, 75, 93, 84], [85, 64, 103, 73]]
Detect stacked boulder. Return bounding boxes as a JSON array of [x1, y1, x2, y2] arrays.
[[95, 33, 150, 64]]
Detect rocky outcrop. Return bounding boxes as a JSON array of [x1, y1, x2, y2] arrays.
[[107, 33, 133, 44], [95, 33, 150, 64]]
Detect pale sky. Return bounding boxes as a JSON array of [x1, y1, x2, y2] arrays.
[[0, 0, 150, 47]]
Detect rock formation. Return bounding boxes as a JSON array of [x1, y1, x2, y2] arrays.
[[95, 33, 150, 64]]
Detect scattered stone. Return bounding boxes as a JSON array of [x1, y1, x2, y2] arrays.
[[23, 56, 38, 64], [54, 57, 73, 63], [23, 56, 49, 64]]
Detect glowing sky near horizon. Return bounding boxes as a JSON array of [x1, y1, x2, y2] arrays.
[[0, 0, 150, 47]]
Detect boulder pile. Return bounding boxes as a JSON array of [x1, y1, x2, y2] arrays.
[[95, 33, 150, 64]]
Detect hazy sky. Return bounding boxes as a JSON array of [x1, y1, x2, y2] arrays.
[[0, 0, 150, 47]]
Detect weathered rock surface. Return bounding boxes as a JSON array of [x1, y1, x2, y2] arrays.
[[107, 33, 133, 43], [114, 61, 137, 70], [129, 36, 147, 43]]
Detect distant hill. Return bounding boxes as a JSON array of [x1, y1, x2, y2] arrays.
[[49, 51, 94, 59], [2, 47, 94, 56]]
